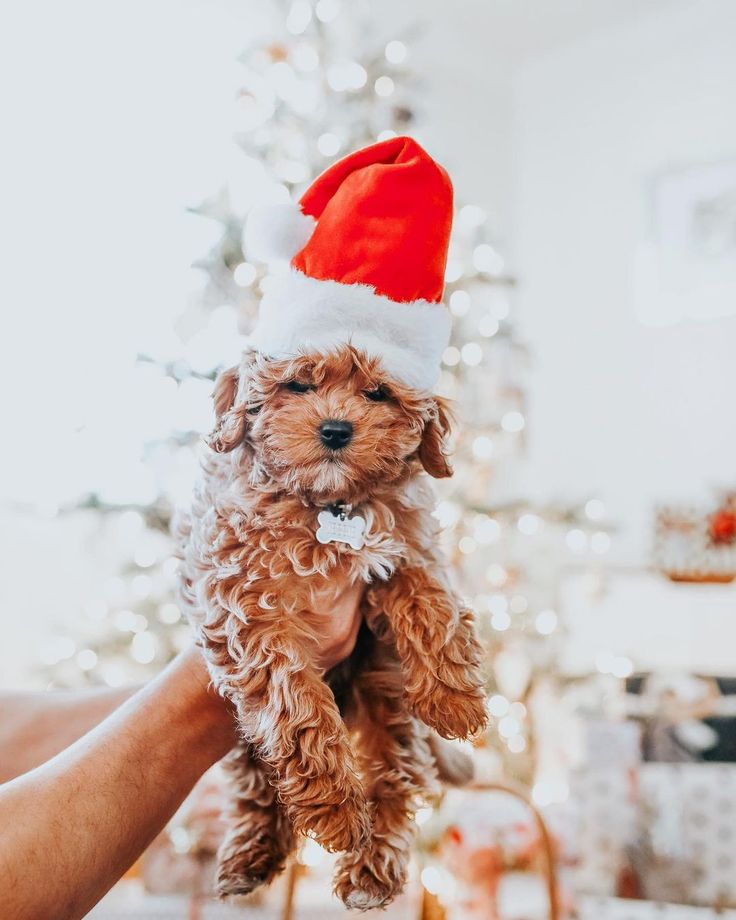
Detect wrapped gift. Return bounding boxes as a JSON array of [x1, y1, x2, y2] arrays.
[[577, 897, 736, 919], [573, 755, 736, 908], [639, 763, 736, 907], [571, 720, 642, 897]]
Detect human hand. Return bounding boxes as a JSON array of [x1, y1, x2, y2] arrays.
[[314, 581, 364, 671]]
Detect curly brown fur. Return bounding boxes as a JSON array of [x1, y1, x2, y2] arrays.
[[215, 746, 294, 897], [177, 345, 486, 908], [334, 635, 439, 910]]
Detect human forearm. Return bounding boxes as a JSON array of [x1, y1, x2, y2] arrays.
[[0, 648, 235, 920], [0, 685, 136, 783]]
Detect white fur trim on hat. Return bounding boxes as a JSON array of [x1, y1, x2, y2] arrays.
[[243, 202, 316, 264], [248, 268, 451, 391]]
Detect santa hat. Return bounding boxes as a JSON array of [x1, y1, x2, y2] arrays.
[[244, 135, 453, 391]]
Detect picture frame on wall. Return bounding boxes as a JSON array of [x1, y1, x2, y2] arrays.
[[635, 159, 736, 327]]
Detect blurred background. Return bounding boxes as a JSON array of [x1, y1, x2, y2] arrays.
[[1, 0, 736, 917]]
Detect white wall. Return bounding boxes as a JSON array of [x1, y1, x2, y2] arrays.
[[513, 0, 736, 557]]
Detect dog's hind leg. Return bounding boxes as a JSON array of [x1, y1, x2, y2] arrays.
[[333, 642, 438, 911], [216, 743, 294, 898]]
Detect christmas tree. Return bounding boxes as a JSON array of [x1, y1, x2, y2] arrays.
[[44, 0, 612, 792]]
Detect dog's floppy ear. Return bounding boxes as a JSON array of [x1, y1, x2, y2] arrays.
[[208, 365, 247, 453], [418, 396, 453, 478]]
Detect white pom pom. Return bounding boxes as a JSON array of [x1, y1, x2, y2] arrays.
[[243, 202, 316, 264]]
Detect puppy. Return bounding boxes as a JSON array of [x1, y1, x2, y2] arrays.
[[176, 344, 487, 909]]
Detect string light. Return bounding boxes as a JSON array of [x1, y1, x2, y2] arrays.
[[415, 806, 434, 826], [474, 515, 500, 544], [286, 1, 312, 35], [611, 656, 634, 678], [486, 563, 508, 587], [596, 651, 633, 677], [478, 315, 499, 337], [327, 62, 367, 92], [434, 500, 461, 528], [508, 735, 526, 753], [131, 574, 152, 598], [472, 435, 494, 459], [101, 664, 128, 688], [498, 715, 521, 738], [131, 631, 156, 664], [488, 594, 508, 615], [517, 513, 540, 535], [317, 132, 341, 156], [501, 411, 525, 433], [491, 610, 511, 631], [233, 262, 257, 286], [597, 652, 633, 678], [488, 694, 510, 717], [115, 610, 137, 632], [449, 290, 470, 316], [291, 43, 319, 72], [314, 0, 340, 22], [535, 608, 558, 635], [384, 40, 407, 64], [442, 345, 461, 367], [374, 75, 395, 97], [510, 594, 528, 614], [566, 528, 588, 554], [158, 603, 181, 624], [77, 649, 98, 671], [461, 342, 483, 366], [585, 498, 606, 521], [509, 701, 527, 720], [133, 544, 157, 568], [473, 243, 504, 274]]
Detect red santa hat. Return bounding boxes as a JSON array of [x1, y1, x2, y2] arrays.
[[244, 135, 453, 391]]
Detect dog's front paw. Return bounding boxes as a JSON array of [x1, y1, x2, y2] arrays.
[[410, 680, 488, 740], [334, 844, 408, 911]]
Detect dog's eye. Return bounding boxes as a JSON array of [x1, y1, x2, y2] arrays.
[[364, 386, 388, 402], [284, 380, 313, 393]]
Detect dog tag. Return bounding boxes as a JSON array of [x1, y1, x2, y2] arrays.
[[316, 508, 366, 550]]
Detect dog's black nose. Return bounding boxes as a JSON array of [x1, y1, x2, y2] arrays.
[[319, 419, 353, 450]]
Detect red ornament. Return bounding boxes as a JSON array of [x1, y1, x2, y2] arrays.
[[709, 508, 736, 545]]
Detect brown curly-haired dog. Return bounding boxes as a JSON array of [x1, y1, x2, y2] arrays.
[[176, 344, 487, 910]]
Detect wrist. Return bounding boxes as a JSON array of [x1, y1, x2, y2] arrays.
[[164, 647, 237, 766]]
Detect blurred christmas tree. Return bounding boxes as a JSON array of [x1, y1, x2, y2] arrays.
[[43, 0, 613, 791]]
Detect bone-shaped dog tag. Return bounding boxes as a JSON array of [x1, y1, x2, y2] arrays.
[[316, 509, 366, 550]]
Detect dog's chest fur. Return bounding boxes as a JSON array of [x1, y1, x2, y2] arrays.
[[201, 464, 435, 612]]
